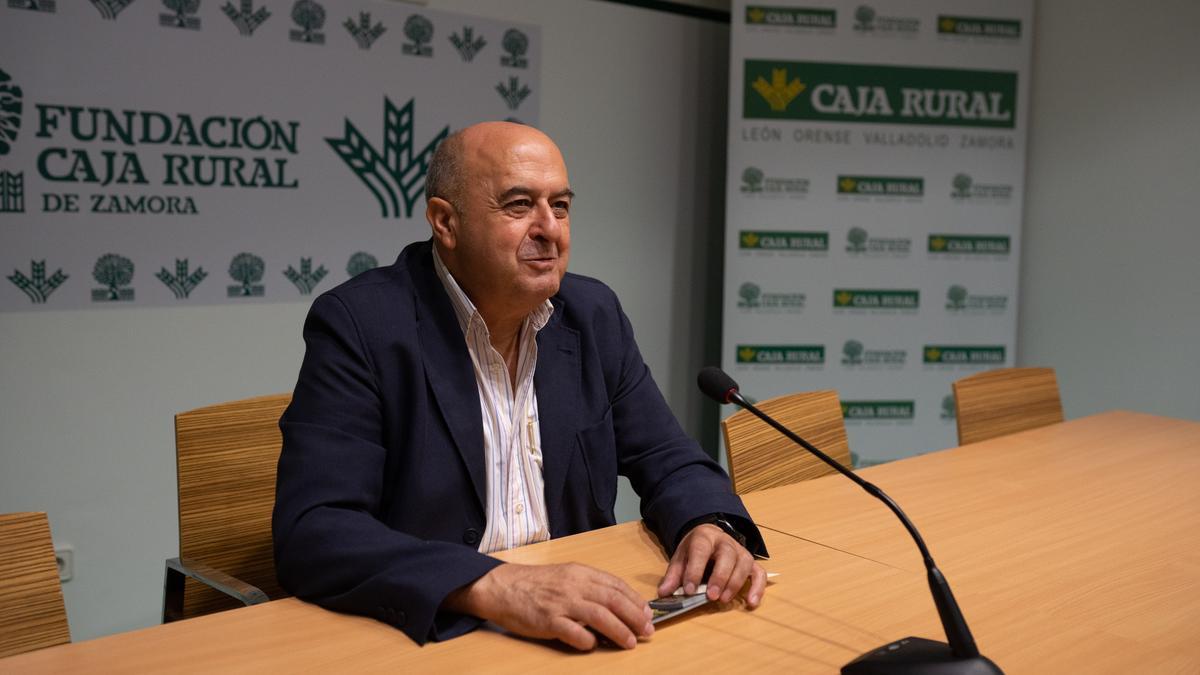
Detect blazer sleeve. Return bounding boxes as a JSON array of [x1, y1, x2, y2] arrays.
[[600, 292, 768, 559], [272, 292, 501, 645]]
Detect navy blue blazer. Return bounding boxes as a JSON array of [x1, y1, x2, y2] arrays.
[[273, 240, 764, 645]]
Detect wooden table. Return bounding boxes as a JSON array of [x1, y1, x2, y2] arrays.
[[4, 411, 1198, 673]]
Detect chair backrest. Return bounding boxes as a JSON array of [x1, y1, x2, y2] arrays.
[[0, 512, 70, 658], [952, 367, 1063, 445], [175, 393, 291, 619], [720, 390, 852, 495]]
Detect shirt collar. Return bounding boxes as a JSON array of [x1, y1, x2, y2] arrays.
[[431, 246, 554, 337]]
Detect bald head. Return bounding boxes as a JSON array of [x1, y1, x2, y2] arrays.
[[425, 122, 561, 210]]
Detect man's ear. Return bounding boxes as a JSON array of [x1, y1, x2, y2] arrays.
[[426, 197, 458, 249]]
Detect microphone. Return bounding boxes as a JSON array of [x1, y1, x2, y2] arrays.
[[699, 366, 1002, 675]]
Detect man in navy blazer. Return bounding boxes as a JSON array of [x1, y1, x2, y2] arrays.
[[273, 122, 767, 650]]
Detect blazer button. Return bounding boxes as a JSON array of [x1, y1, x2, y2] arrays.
[[463, 528, 479, 545]]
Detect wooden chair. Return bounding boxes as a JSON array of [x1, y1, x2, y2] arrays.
[[952, 367, 1063, 445], [163, 393, 292, 622], [720, 390, 852, 495], [0, 512, 70, 658]]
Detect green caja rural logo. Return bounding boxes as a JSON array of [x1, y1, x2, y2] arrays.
[[346, 12, 387, 50], [745, 60, 1017, 129], [501, 29, 530, 68], [450, 25, 486, 61], [223, 0, 272, 36], [740, 166, 808, 196], [227, 252, 265, 297], [852, 5, 918, 33], [951, 173, 1013, 200], [834, 289, 918, 309], [841, 339, 906, 366], [842, 400, 914, 420], [289, 0, 327, 44], [739, 230, 827, 251], [156, 258, 207, 299], [8, 260, 68, 304], [923, 345, 1006, 365], [838, 175, 923, 196], [402, 14, 434, 56], [945, 284, 1007, 311], [283, 257, 328, 295], [941, 394, 956, 420], [928, 234, 1011, 255], [327, 97, 448, 219], [745, 6, 836, 28], [938, 15, 1021, 39], [737, 345, 825, 365], [91, 0, 134, 20], [91, 253, 135, 302], [161, 0, 201, 29], [346, 251, 378, 277], [737, 282, 805, 310], [845, 227, 910, 255]]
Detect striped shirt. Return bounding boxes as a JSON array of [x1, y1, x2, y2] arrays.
[[432, 249, 553, 554]]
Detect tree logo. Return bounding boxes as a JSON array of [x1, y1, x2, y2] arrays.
[[8, 260, 68, 304], [8, 0, 55, 13], [0, 171, 23, 212], [449, 26, 486, 62], [344, 12, 386, 50], [227, 252, 265, 297], [91, 0, 134, 20], [737, 282, 761, 308], [946, 284, 968, 310], [842, 339, 864, 365], [1, 69, 23, 157], [846, 227, 868, 252], [289, 0, 326, 44], [326, 97, 449, 218], [952, 173, 973, 199], [91, 253, 135, 302], [283, 257, 327, 295], [741, 167, 764, 193], [160, 0, 201, 29], [854, 5, 876, 31], [496, 77, 531, 110], [402, 14, 434, 57], [346, 251, 378, 277], [941, 394, 956, 420], [501, 29, 529, 68], [751, 67, 804, 112], [223, 0, 271, 36], [156, 258, 207, 299]]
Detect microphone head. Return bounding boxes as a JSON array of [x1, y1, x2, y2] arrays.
[[697, 366, 740, 404]]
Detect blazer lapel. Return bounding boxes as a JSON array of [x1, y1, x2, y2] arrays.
[[535, 301, 581, 531], [410, 244, 487, 514]]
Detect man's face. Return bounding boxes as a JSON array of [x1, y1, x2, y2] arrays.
[[441, 125, 573, 318]]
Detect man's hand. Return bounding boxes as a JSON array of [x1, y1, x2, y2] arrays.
[[657, 523, 766, 607], [444, 562, 654, 650]]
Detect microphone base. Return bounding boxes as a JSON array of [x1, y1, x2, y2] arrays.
[[842, 637, 1003, 675]]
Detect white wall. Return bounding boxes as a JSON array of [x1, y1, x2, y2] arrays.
[[1019, 0, 1200, 421], [0, 0, 728, 641]]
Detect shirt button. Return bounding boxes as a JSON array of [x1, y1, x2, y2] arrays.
[[463, 528, 479, 545], [515, 503, 525, 514]]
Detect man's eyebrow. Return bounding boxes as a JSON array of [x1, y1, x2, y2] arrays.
[[498, 186, 576, 202]]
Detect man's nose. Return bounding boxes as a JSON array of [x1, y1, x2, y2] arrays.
[[530, 201, 562, 240]]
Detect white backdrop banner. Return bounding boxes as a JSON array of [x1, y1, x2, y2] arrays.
[[723, 1, 1033, 464], [0, 1, 538, 311]]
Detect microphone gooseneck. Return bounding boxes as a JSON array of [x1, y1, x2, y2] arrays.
[[702, 366, 999, 674]]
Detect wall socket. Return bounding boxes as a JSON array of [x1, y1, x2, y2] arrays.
[[54, 544, 73, 583]]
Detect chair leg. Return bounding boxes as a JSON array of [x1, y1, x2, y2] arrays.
[[162, 558, 185, 623]]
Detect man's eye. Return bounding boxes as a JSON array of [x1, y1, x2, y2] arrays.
[[553, 201, 570, 216]]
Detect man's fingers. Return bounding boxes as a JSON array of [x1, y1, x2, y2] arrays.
[[576, 602, 639, 649], [549, 616, 598, 651], [746, 563, 768, 608], [681, 536, 714, 595], [657, 556, 685, 597], [721, 550, 754, 603], [705, 542, 738, 601]]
